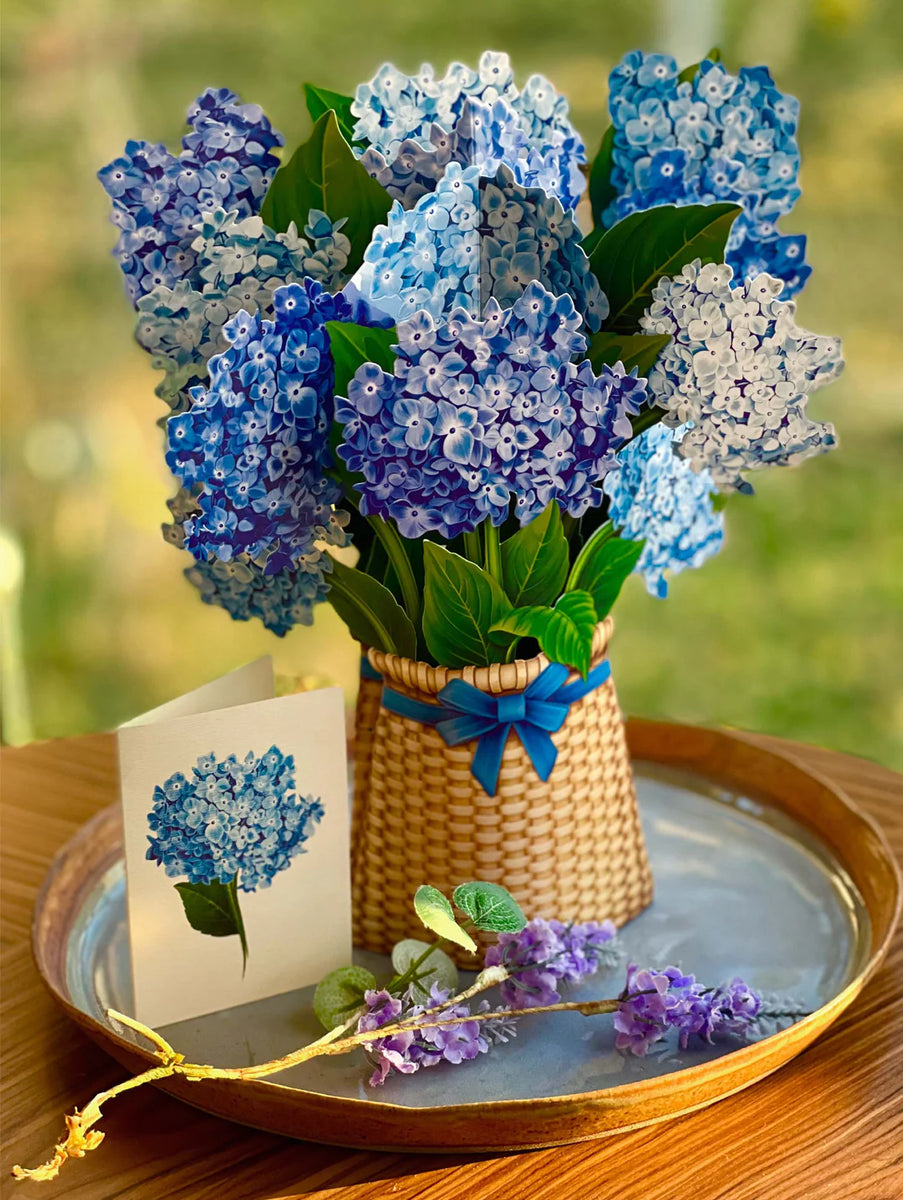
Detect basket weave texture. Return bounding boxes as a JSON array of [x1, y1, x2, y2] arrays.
[[350, 655, 383, 889], [351, 618, 654, 960]]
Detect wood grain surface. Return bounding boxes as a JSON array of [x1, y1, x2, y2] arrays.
[[2, 729, 901, 1200]]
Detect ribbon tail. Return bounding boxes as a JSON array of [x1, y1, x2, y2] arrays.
[[436, 713, 497, 747], [515, 722, 559, 782], [470, 723, 512, 797]]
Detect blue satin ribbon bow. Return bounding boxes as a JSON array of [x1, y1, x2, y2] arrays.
[[381, 659, 611, 797]]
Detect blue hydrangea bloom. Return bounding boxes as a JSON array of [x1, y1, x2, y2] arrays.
[[335, 281, 645, 537], [98, 88, 283, 305], [184, 554, 334, 636], [640, 260, 843, 492], [136, 207, 351, 414], [162, 488, 334, 636], [352, 51, 586, 213], [353, 164, 606, 329], [603, 53, 811, 296], [360, 95, 584, 213], [603, 422, 724, 598], [165, 279, 352, 575], [147, 747, 323, 892]]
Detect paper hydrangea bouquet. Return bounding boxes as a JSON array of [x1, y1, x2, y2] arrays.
[[99, 47, 844, 948]]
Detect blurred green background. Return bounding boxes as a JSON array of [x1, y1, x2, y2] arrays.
[[2, 0, 901, 765]]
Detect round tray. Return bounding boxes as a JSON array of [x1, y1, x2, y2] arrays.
[[33, 721, 900, 1152]]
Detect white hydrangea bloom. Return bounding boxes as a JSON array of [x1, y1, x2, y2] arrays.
[[640, 260, 843, 492]]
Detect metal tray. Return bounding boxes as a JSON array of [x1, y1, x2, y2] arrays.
[[33, 721, 900, 1151]]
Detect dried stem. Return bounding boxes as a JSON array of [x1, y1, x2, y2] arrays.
[[11, 964, 619, 1183]]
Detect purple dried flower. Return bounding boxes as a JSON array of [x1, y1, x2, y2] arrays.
[[484, 917, 620, 1008], [357, 983, 513, 1087], [613, 964, 763, 1056]]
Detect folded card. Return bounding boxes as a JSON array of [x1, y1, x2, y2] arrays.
[[118, 659, 351, 1028]]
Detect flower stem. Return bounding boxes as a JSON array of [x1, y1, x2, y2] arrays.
[[462, 529, 482, 567], [482, 521, 503, 586], [366, 515, 421, 628]]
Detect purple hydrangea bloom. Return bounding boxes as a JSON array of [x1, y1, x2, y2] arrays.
[[604, 52, 810, 296], [99, 88, 283, 305], [358, 984, 515, 1087], [485, 917, 621, 1008], [613, 963, 763, 1056], [165, 279, 352, 575], [146, 747, 323, 892], [336, 282, 644, 537]]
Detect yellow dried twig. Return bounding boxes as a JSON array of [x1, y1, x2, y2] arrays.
[[12, 965, 620, 1183]]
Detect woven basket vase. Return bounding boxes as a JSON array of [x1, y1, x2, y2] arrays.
[[350, 652, 384, 889], [351, 618, 654, 960]]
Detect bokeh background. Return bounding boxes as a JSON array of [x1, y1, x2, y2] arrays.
[[2, 0, 901, 765]]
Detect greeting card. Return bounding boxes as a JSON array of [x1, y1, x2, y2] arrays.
[[117, 661, 351, 1028]]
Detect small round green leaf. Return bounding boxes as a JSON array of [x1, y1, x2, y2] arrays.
[[313, 965, 376, 1030], [391, 939, 459, 998], [452, 881, 527, 933], [413, 884, 478, 953]]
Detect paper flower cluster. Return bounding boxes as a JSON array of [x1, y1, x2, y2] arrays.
[[147, 746, 323, 892], [605, 53, 810, 296], [184, 553, 335, 637], [98, 89, 283, 304], [136, 207, 351, 413], [614, 964, 762, 1056], [641, 261, 842, 491], [355, 164, 606, 328], [603, 422, 724, 597], [360, 95, 585, 214], [352, 51, 585, 212], [165, 279, 351, 575], [336, 282, 646, 537], [485, 917, 621, 1008]]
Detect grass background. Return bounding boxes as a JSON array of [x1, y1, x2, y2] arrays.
[[2, 0, 901, 766]]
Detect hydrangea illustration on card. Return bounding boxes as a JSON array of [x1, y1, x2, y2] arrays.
[[147, 746, 324, 968]]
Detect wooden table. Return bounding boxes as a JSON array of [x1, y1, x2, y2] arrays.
[[2, 731, 901, 1200]]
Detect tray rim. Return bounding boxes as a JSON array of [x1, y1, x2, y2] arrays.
[[30, 720, 902, 1152]]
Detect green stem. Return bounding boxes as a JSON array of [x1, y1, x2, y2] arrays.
[[482, 522, 502, 585], [226, 877, 249, 976], [567, 520, 614, 590], [462, 529, 482, 567], [366, 516, 421, 629]]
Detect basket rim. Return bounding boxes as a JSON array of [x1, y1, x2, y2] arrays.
[[367, 616, 613, 697]]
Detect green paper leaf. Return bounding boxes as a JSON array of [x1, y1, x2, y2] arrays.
[[303, 83, 359, 146], [326, 321, 396, 399], [586, 331, 671, 379], [587, 203, 741, 333], [313, 965, 377, 1030], [678, 47, 722, 85], [588, 125, 616, 230], [500, 501, 569, 608], [391, 939, 459, 998], [413, 884, 478, 953], [452, 881, 526, 934], [174, 876, 248, 971], [491, 590, 598, 678], [260, 111, 391, 274], [325, 554, 418, 657], [567, 524, 644, 620], [422, 541, 512, 668]]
